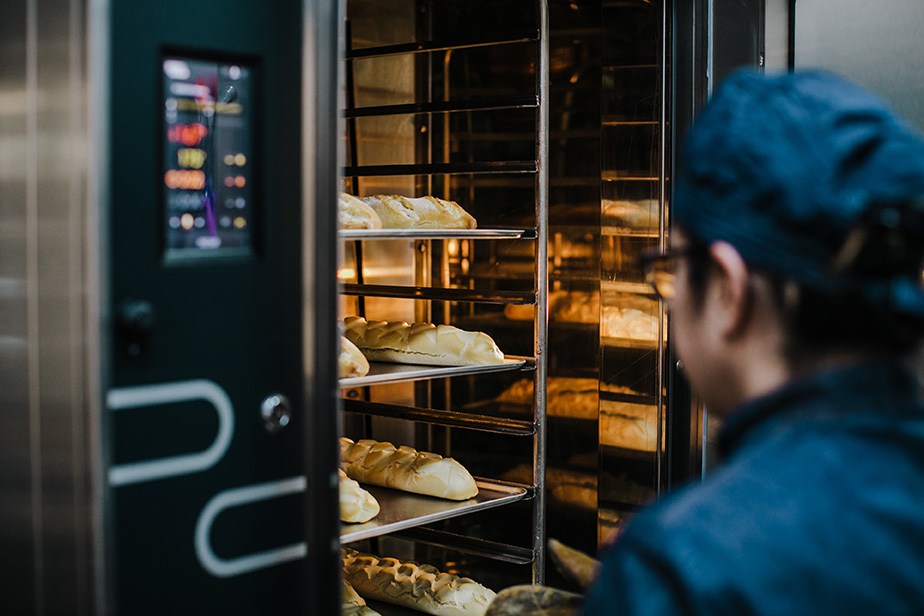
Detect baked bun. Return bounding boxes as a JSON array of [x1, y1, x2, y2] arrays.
[[339, 469, 380, 524], [343, 316, 504, 367], [340, 193, 383, 230], [339, 336, 370, 378], [361, 195, 476, 229], [340, 437, 479, 501]]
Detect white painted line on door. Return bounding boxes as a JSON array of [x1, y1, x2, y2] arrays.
[[107, 379, 235, 487], [194, 475, 308, 577]]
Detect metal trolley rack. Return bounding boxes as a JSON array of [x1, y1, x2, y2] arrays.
[[337, 0, 550, 588]]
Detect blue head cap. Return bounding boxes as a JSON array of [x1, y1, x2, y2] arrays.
[[673, 69, 924, 319]]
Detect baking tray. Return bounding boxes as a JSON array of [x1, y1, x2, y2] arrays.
[[339, 228, 534, 240], [340, 480, 529, 544], [340, 356, 530, 388]]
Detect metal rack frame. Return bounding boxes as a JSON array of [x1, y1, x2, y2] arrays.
[[339, 0, 549, 585]]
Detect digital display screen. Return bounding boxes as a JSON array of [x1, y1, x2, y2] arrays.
[[162, 56, 256, 261]]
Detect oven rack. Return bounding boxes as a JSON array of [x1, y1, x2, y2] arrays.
[[339, 356, 531, 388], [344, 161, 536, 177], [338, 227, 535, 240], [341, 0, 549, 585], [341, 398, 536, 437], [340, 480, 529, 544], [345, 95, 538, 118], [347, 30, 540, 60], [340, 284, 536, 305]]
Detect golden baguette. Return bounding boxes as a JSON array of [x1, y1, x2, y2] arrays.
[[340, 437, 478, 501], [343, 316, 504, 367], [361, 194, 476, 229], [343, 548, 496, 616]]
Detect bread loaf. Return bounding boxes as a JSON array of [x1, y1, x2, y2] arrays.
[[496, 377, 597, 419], [343, 548, 496, 616], [343, 316, 504, 367], [339, 469, 380, 524], [340, 437, 478, 501], [361, 194, 476, 229], [343, 579, 383, 616], [340, 193, 383, 230], [340, 336, 371, 379], [602, 198, 658, 228]]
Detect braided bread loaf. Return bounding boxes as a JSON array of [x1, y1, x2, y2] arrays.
[[339, 469, 379, 524], [343, 579, 383, 616], [340, 438, 478, 501], [343, 548, 496, 616], [343, 317, 504, 367]]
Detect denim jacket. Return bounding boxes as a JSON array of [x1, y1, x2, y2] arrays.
[[581, 360, 924, 615]]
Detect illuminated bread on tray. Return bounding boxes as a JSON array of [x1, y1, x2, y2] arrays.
[[340, 437, 479, 501], [343, 548, 496, 616], [338, 469, 379, 524], [339, 193, 383, 230], [343, 579, 383, 616], [339, 336, 370, 378], [343, 316, 504, 367], [361, 194, 476, 229], [496, 377, 598, 419]]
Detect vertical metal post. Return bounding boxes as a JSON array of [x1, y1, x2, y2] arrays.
[[656, 0, 670, 497], [532, 0, 549, 586]]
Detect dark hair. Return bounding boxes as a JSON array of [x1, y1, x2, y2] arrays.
[[769, 280, 924, 362], [680, 230, 924, 361]]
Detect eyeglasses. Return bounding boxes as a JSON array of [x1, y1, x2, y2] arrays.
[[638, 245, 707, 301]]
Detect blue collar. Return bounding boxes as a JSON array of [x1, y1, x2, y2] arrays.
[[717, 359, 922, 459]]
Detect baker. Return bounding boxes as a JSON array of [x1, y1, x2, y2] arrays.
[[580, 69, 924, 614]]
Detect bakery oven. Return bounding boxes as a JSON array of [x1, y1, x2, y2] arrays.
[[0, 0, 766, 611], [334, 0, 717, 609]]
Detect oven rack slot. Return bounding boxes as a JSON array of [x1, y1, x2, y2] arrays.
[[390, 527, 535, 565], [341, 284, 536, 305], [345, 96, 539, 118], [344, 161, 537, 177], [347, 31, 540, 60], [342, 398, 536, 436]]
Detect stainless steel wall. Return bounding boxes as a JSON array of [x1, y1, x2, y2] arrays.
[[0, 0, 97, 613], [795, 0, 924, 133]]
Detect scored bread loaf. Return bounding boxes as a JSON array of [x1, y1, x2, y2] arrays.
[[339, 469, 380, 524], [361, 194, 476, 229], [343, 548, 496, 616], [340, 437, 479, 501], [340, 336, 371, 379], [343, 579, 383, 616], [340, 193, 383, 230], [343, 316, 504, 367]]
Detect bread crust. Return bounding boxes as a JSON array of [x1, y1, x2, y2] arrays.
[[361, 194, 476, 229], [340, 437, 479, 501], [340, 193, 383, 229], [343, 316, 504, 367], [339, 469, 380, 523], [340, 336, 371, 378], [343, 548, 496, 616]]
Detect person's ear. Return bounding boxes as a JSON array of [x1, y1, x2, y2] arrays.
[[707, 241, 751, 337]]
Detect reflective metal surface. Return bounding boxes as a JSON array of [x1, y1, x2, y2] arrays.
[[0, 0, 97, 612]]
